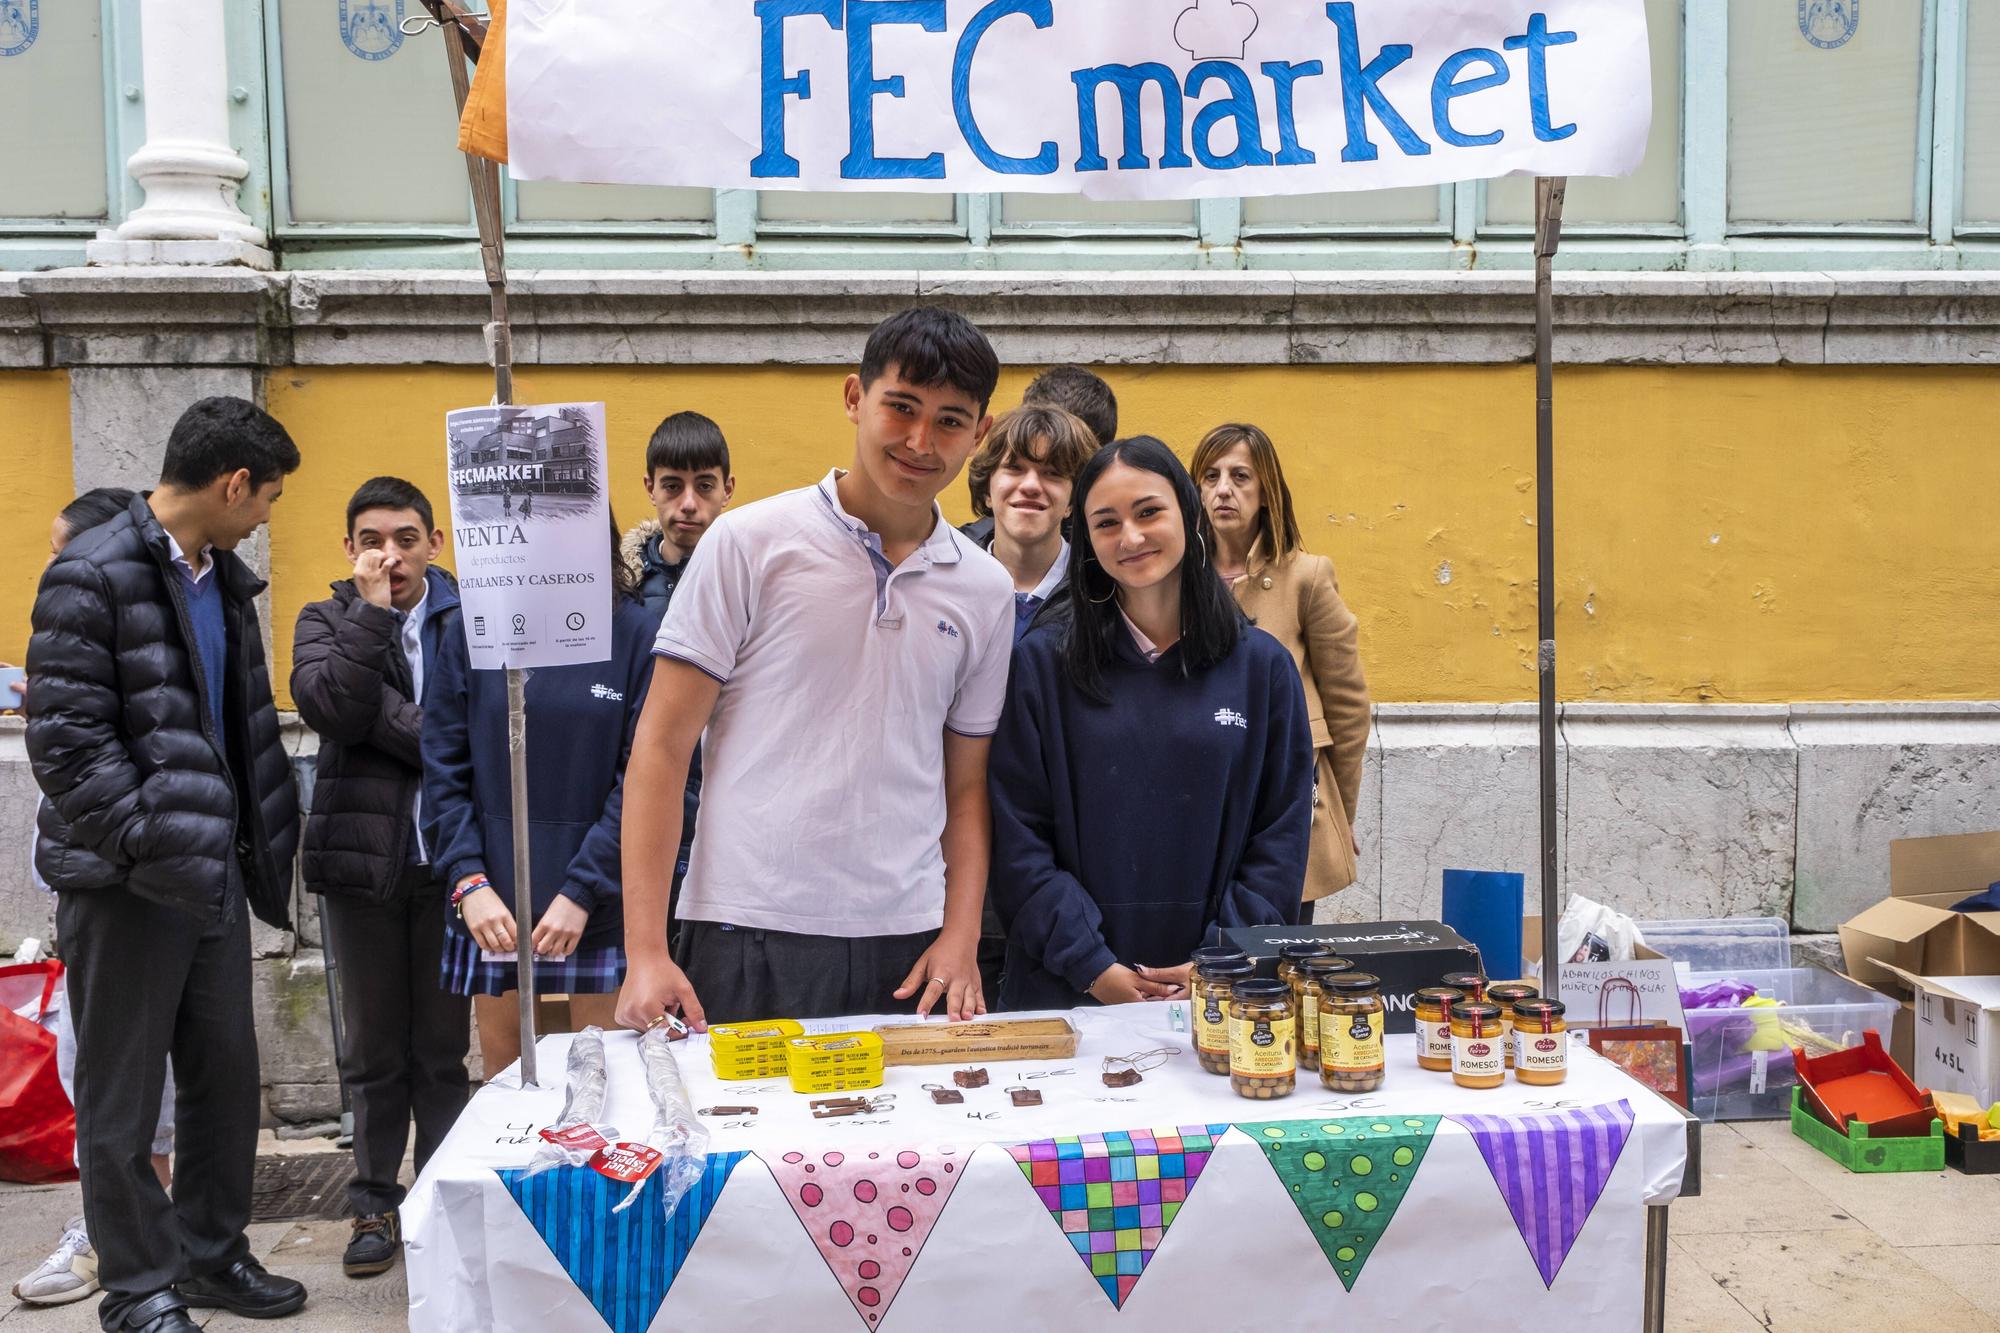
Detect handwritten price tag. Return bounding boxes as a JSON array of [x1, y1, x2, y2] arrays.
[[589, 1142, 664, 1184]]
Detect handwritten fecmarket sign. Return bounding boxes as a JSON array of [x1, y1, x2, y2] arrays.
[[505, 0, 1653, 200]]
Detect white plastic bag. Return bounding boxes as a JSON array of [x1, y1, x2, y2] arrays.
[[1554, 894, 1648, 966]]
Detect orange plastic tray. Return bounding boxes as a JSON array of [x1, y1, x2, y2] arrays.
[[1792, 1031, 1936, 1141]]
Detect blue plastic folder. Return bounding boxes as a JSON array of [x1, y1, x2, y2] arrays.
[[1442, 869, 1524, 982]]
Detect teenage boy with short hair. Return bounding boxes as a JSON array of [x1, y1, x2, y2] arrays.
[[622, 411, 736, 620], [615, 307, 1013, 1030], [291, 477, 468, 1280], [961, 363, 1117, 547], [962, 404, 1098, 641], [28, 397, 307, 1333]]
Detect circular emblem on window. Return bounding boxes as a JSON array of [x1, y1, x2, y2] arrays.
[[0, 0, 39, 59], [1799, 0, 1860, 50], [340, 0, 405, 61]]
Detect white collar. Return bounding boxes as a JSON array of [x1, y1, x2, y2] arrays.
[[1118, 604, 1163, 663], [400, 581, 430, 635], [816, 469, 959, 565], [165, 530, 214, 584], [1026, 541, 1070, 602]]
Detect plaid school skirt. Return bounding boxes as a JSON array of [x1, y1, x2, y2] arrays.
[[439, 925, 626, 998]]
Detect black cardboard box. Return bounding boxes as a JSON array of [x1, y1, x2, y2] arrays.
[[1221, 921, 1483, 1034]]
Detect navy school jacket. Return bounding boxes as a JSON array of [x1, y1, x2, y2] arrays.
[[421, 595, 656, 952], [987, 618, 1313, 1011]]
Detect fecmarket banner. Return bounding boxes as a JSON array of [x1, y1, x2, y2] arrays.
[[503, 0, 1653, 201]]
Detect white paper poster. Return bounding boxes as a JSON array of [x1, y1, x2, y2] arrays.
[[505, 0, 1654, 201], [444, 403, 613, 671]]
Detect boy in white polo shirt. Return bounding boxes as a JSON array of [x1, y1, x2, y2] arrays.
[[615, 308, 1014, 1029]]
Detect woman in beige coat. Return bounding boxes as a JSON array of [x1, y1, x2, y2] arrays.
[[1193, 423, 1371, 910]]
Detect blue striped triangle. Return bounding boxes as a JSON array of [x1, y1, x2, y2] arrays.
[[499, 1152, 747, 1333]]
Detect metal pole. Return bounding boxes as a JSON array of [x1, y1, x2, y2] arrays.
[[1534, 177, 1567, 1001], [1642, 1205, 1671, 1333], [426, 1, 534, 1085]]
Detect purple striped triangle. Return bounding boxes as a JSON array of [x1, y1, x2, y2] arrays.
[[1449, 1101, 1636, 1288]]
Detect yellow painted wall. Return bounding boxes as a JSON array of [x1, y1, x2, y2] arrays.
[[0, 372, 77, 668], [5, 363, 1981, 709]]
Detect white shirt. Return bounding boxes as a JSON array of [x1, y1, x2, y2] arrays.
[[400, 584, 430, 864], [164, 531, 213, 585], [1119, 605, 1165, 663], [653, 471, 1015, 937], [1024, 541, 1069, 604]]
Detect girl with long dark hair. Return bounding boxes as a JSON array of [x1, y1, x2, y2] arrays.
[[987, 438, 1312, 1010]]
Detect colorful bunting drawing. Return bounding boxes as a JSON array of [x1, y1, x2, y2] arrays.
[[763, 1145, 968, 1330], [498, 1151, 747, 1333], [1005, 1124, 1229, 1309], [1235, 1116, 1441, 1292], [1451, 1100, 1637, 1288]]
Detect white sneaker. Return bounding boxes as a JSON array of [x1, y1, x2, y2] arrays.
[[11, 1215, 99, 1305]]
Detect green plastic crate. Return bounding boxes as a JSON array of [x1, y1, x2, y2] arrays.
[[1789, 1087, 1945, 1173]]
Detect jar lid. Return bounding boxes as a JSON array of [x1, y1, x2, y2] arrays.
[[1200, 958, 1256, 980], [1278, 943, 1333, 963], [1415, 986, 1465, 1004], [1326, 973, 1382, 994], [1441, 972, 1487, 989], [1487, 982, 1540, 1003], [1233, 979, 1290, 1002], [1302, 956, 1356, 979], [1452, 1001, 1504, 1022], [1191, 945, 1248, 967], [1514, 998, 1567, 1020]]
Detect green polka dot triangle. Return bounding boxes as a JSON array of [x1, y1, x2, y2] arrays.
[[1235, 1117, 1441, 1291]]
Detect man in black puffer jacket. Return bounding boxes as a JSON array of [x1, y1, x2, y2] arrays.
[[291, 477, 468, 1281], [26, 398, 307, 1333]]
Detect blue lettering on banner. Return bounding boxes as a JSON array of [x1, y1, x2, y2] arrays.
[[842, 0, 947, 179], [752, 0, 844, 178], [1503, 13, 1578, 142], [1430, 48, 1510, 148], [1261, 60, 1325, 166], [954, 0, 1059, 175], [1072, 63, 1193, 172], [1324, 2, 1431, 163], [1186, 61, 1272, 170], [0, 0, 38, 58], [340, 0, 404, 61]]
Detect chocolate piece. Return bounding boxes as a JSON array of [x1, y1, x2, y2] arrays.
[[953, 1067, 990, 1089], [1007, 1087, 1043, 1107], [1101, 1067, 1144, 1089], [925, 1086, 965, 1105]]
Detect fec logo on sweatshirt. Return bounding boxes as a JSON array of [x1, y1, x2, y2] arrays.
[[1214, 708, 1248, 729]]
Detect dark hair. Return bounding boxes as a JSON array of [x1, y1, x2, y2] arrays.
[[1190, 423, 1303, 564], [345, 476, 436, 536], [1062, 437, 1241, 703], [57, 487, 137, 540], [159, 397, 301, 490], [1023, 365, 1118, 446], [646, 411, 731, 478], [858, 306, 1000, 414], [964, 405, 1098, 520]]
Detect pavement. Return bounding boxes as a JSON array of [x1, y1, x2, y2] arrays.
[[4, 1120, 1999, 1331]]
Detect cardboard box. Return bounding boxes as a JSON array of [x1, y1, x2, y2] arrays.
[[1839, 832, 2000, 991], [1221, 921, 1480, 1034], [1886, 967, 2000, 1106]]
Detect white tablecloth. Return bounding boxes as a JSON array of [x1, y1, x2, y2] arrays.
[[405, 1004, 1689, 1333]]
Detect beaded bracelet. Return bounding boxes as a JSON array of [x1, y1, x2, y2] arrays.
[[451, 875, 492, 919]]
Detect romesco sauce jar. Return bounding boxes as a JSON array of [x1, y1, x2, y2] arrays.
[[1296, 956, 1354, 1072], [1451, 1001, 1507, 1089], [1413, 987, 1464, 1072], [1442, 971, 1488, 1003], [1194, 958, 1254, 1075], [1513, 999, 1569, 1086], [1229, 979, 1297, 1100], [1319, 974, 1386, 1093], [1486, 982, 1540, 1069]]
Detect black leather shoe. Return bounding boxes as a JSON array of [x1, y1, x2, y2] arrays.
[[342, 1212, 400, 1278], [116, 1290, 199, 1333], [177, 1258, 307, 1319]]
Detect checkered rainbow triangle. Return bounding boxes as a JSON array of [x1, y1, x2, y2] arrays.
[[1005, 1124, 1231, 1309]]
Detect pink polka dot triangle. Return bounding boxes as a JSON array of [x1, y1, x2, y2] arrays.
[[1004, 1124, 1231, 1309], [761, 1146, 968, 1328]]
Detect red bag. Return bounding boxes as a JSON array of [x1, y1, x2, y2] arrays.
[[0, 961, 78, 1184]]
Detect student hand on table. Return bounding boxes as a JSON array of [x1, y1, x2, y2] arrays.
[[1089, 964, 1181, 1006], [532, 896, 589, 959], [616, 954, 707, 1033], [895, 929, 985, 1021], [1132, 963, 1192, 997], [459, 876, 517, 954]]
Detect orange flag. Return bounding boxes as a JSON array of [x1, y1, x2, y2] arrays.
[[457, 0, 507, 162]]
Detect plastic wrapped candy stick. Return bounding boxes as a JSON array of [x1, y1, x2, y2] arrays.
[[522, 1026, 611, 1178], [613, 1025, 709, 1215]]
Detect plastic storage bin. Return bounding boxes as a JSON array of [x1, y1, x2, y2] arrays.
[[1789, 1087, 1944, 1173], [1639, 917, 1791, 973], [1684, 968, 1898, 1122]]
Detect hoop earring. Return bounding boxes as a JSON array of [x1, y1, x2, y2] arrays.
[[1195, 529, 1208, 565], [1087, 580, 1118, 605]]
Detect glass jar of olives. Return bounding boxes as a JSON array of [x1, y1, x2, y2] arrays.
[[1296, 956, 1354, 1072], [1318, 973, 1386, 1093], [1229, 979, 1297, 1100], [1193, 957, 1254, 1075], [1276, 943, 1332, 989]]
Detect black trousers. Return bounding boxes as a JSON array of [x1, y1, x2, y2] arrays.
[[676, 922, 935, 1026], [318, 865, 470, 1215], [57, 881, 259, 1327]]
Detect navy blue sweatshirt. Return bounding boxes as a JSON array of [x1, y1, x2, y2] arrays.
[[987, 618, 1313, 1011], [421, 596, 655, 953]]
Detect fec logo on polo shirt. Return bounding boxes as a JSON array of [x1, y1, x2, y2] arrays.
[[936, 619, 961, 640]]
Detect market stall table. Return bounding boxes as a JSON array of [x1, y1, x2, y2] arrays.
[[405, 1005, 1696, 1332]]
